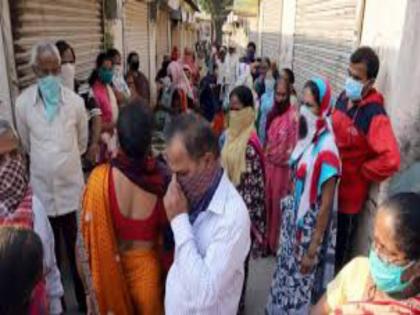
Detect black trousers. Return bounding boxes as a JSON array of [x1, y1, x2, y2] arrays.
[[335, 212, 361, 273], [49, 211, 86, 311]]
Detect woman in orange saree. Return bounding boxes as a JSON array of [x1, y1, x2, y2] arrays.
[[77, 101, 171, 315]]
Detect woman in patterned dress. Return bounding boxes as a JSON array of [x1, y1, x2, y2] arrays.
[[266, 78, 341, 314], [221, 85, 266, 314]]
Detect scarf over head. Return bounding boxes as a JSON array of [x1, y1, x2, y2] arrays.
[[221, 107, 256, 186], [167, 61, 194, 99], [182, 48, 199, 77], [291, 77, 332, 163]]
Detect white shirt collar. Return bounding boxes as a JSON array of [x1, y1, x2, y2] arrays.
[[206, 171, 229, 215]]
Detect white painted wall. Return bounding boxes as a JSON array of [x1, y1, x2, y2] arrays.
[[110, 19, 124, 56], [360, 0, 420, 195], [360, 0, 407, 116], [386, 0, 420, 193], [278, 0, 295, 68], [0, 0, 15, 124], [0, 25, 12, 123]]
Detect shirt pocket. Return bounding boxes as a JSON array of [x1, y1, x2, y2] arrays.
[[58, 112, 78, 152]]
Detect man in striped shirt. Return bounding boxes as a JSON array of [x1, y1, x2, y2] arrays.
[[163, 114, 251, 315]]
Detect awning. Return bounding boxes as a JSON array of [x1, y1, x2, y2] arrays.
[[233, 0, 258, 17]]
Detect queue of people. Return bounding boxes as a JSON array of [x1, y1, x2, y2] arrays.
[[0, 37, 419, 315]]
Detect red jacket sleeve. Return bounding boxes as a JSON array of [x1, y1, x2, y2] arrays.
[[361, 115, 400, 182]]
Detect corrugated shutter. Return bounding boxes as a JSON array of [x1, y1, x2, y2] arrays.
[[157, 8, 170, 66], [260, 0, 283, 61], [10, 0, 103, 89], [293, 0, 358, 96], [124, 0, 150, 78]]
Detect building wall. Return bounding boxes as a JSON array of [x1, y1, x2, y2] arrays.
[[385, 0, 420, 194], [358, 0, 408, 198], [0, 0, 16, 124], [0, 23, 12, 123], [278, 0, 295, 68]]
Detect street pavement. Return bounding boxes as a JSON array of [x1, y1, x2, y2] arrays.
[[63, 256, 276, 315], [245, 257, 276, 315]]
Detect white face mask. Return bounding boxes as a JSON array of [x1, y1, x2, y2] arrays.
[[290, 105, 319, 162], [113, 65, 123, 76], [60, 63, 75, 91]]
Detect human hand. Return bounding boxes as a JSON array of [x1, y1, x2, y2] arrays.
[[163, 175, 188, 222], [86, 293, 97, 315], [300, 253, 316, 275], [86, 143, 100, 164]]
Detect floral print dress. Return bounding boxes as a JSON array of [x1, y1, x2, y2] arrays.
[[236, 139, 266, 315], [237, 143, 266, 258], [266, 130, 340, 315]]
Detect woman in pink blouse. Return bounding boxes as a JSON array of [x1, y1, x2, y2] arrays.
[[265, 77, 298, 254]]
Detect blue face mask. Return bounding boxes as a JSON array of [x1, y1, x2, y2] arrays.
[[369, 248, 412, 294], [345, 77, 364, 101], [38, 75, 61, 122]]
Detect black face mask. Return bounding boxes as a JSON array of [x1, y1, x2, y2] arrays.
[[298, 115, 308, 140], [129, 61, 139, 71]]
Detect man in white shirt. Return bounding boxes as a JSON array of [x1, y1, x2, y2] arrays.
[[216, 47, 228, 104], [224, 44, 240, 108], [163, 113, 251, 315], [15, 41, 88, 311], [225, 44, 239, 87], [0, 118, 64, 314]]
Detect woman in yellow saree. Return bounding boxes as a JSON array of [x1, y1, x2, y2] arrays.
[[78, 101, 170, 315]]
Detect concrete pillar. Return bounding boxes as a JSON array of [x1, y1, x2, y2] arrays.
[[0, 0, 17, 124], [278, 0, 296, 68], [0, 20, 12, 123]]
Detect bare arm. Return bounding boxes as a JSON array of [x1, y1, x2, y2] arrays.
[[301, 177, 337, 274], [86, 115, 102, 163], [310, 177, 336, 254], [310, 294, 330, 315], [100, 119, 115, 133]]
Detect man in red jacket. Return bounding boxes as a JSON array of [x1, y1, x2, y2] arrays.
[[333, 47, 400, 271]]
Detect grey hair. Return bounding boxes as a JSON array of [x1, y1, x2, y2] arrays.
[[30, 41, 61, 68]]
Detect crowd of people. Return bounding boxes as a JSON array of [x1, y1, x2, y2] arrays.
[[0, 37, 419, 315]]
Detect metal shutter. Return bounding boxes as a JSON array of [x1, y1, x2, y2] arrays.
[[124, 0, 150, 78], [293, 0, 359, 96], [260, 0, 283, 61], [157, 8, 170, 66], [9, 0, 103, 90]]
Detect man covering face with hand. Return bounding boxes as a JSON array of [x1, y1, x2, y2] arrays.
[[163, 113, 251, 315]]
